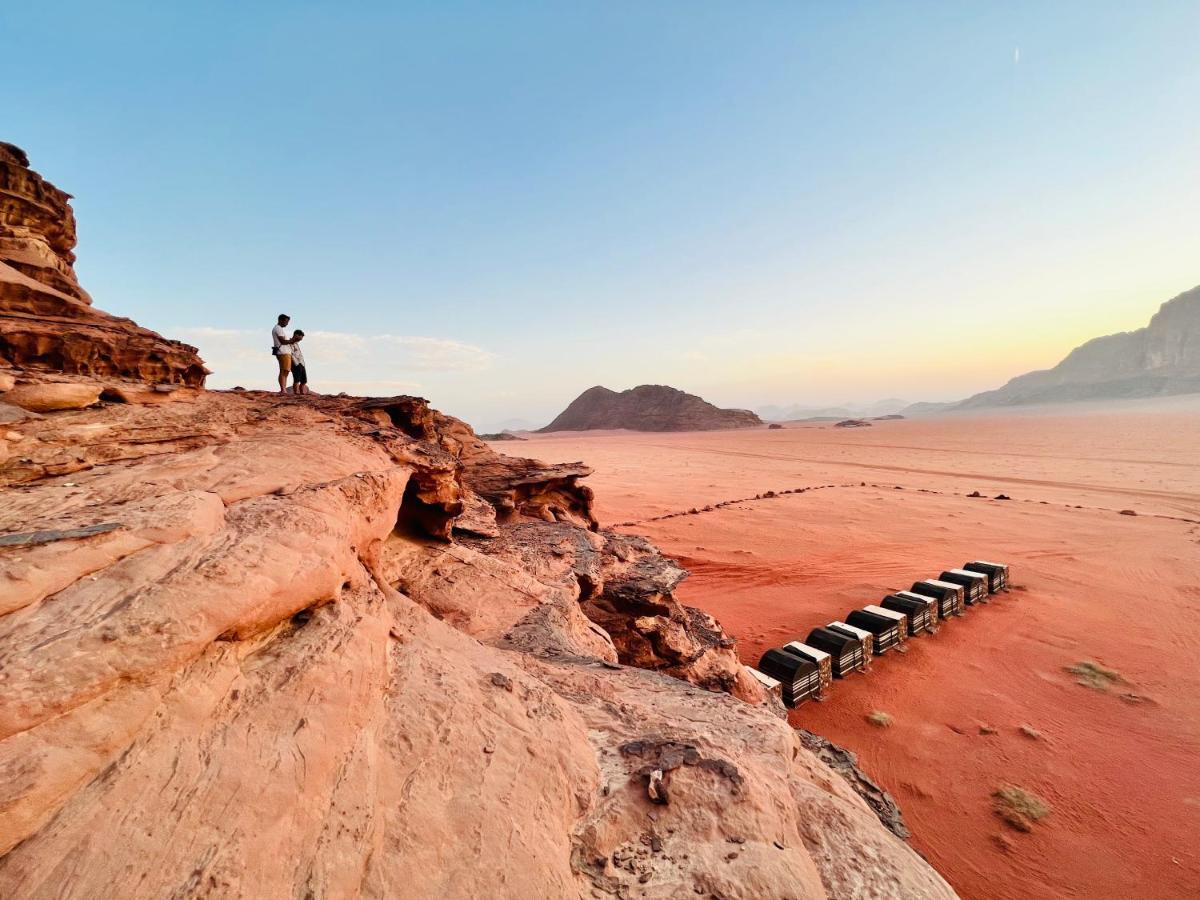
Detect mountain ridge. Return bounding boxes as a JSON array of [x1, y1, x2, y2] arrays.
[[541, 383, 762, 432], [903, 285, 1200, 414]]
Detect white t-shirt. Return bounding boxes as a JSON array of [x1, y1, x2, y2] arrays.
[[291, 344, 305, 366], [272, 324, 291, 356]]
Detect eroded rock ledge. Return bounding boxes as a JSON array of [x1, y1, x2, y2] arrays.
[[0, 142, 953, 898], [0, 390, 955, 898], [0, 143, 207, 385]]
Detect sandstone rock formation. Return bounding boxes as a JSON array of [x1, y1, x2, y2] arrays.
[[0, 147, 954, 898], [0, 142, 207, 386], [2, 382, 100, 412], [904, 285, 1200, 413], [541, 384, 762, 433], [0, 390, 953, 898]]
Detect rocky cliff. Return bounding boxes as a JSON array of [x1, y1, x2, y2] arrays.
[[907, 285, 1200, 413], [542, 384, 763, 433], [0, 148, 954, 899], [0, 143, 207, 386]]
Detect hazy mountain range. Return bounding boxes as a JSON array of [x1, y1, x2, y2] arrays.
[[757, 398, 910, 422], [902, 284, 1200, 414]]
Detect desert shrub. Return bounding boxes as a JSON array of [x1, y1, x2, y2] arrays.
[[866, 711, 892, 727], [1067, 660, 1122, 691], [993, 785, 1051, 832]]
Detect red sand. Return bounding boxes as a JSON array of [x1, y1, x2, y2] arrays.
[[513, 410, 1200, 900]]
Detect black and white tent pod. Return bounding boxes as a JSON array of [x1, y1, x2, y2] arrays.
[[845, 609, 903, 654], [863, 604, 909, 640], [781, 641, 834, 695], [746, 666, 783, 703], [939, 569, 989, 605], [825, 622, 873, 670], [880, 592, 937, 635], [756, 649, 822, 707], [911, 579, 966, 618], [805, 627, 868, 677], [963, 560, 1010, 592]]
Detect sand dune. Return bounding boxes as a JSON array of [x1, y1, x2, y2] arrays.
[[516, 409, 1200, 900]]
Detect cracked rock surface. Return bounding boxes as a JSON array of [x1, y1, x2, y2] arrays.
[[0, 144, 953, 899], [0, 391, 954, 898]]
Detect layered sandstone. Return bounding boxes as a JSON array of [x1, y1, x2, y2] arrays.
[[0, 142, 206, 385], [0, 147, 952, 898], [0, 390, 953, 898], [542, 384, 763, 433]]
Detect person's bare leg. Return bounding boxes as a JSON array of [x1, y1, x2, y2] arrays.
[[277, 358, 291, 393]]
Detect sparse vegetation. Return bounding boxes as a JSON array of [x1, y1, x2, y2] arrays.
[[993, 785, 1051, 832], [866, 711, 892, 728], [979, 725, 997, 735], [1067, 660, 1123, 691], [1018, 725, 1042, 740]]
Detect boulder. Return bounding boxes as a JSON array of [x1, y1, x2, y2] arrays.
[[101, 384, 199, 405], [3, 382, 101, 412], [0, 371, 14, 392]]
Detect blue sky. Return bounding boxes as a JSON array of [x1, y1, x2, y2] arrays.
[[3, 1, 1198, 429]]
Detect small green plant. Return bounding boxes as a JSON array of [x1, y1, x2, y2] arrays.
[[993, 785, 1051, 832], [1067, 660, 1122, 691], [866, 711, 892, 728]]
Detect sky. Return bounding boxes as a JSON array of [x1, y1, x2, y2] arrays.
[[3, 1, 1199, 430]]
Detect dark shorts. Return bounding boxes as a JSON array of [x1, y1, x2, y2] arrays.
[[292, 364, 308, 385]]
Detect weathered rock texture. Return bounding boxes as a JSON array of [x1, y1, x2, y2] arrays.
[[0, 390, 954, 899], [541, 384, 762, 433], [0, 148, 953, 898], [0, 142, 206, 385], [905, 284, 1200, 413]]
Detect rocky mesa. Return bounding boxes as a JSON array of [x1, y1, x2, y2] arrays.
[[541, 384, 763, 433], [905, 285, 1200, 413], [0, 146, 953, 899]]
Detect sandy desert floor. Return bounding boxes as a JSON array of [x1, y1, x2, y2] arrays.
[[507, 408, 1200, 900]]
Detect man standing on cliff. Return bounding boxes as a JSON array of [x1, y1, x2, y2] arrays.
[[271, 313, 294, 394]]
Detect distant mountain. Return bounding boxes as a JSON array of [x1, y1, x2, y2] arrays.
[[540, 385, 762, 432], [903, 285, 1200, 414], [759, 398, 909, 421], [474, 416, 539, 434]]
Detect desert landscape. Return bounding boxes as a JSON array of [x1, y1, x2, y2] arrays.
[[6, 4, 1200, 897], [2, 142, 959, 899], [518, 407, 1200, 900]]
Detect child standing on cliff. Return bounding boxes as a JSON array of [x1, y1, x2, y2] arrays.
[[271, 314, 294, 394], [290, 330, 310, 395]]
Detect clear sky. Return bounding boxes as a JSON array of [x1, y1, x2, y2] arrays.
[[3, 1, 1198, 429]]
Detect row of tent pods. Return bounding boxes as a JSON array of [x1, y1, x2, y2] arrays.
[[749, 561, 1011, 708]]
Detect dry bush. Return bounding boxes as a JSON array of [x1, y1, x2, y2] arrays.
[[1067, 660, 1122, 691], [993, 785, 1051, 832], [866, 711, 892, 728]]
